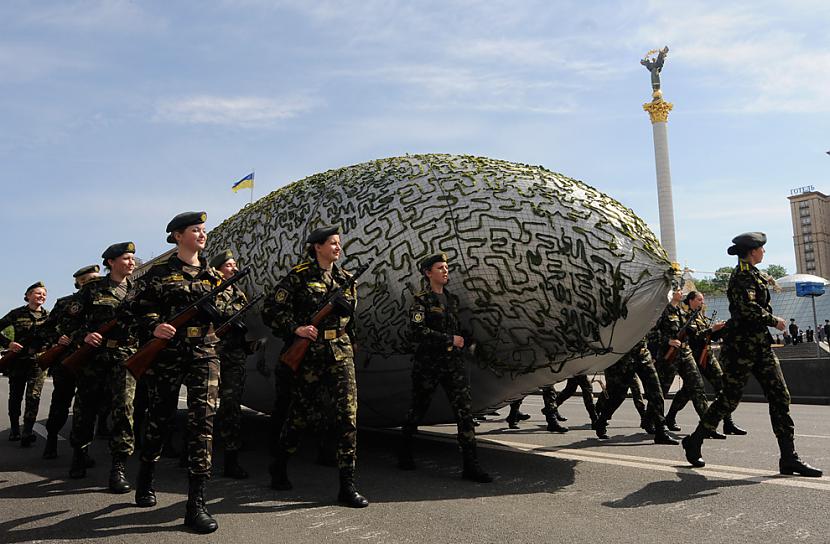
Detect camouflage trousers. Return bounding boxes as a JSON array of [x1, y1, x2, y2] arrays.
[[597, 355, 666, 428], [668, 351, 725, 416], [403, 355, 476, 451], [140, 349, 220, 477], [657, 348, 708, 418], [45, 362, 77, 435], [278, 355, 358, 470], [70, 348, 136, 456], [553, 375, 598, 420], [629, 375, 647, 418], [217, 346, 246, 452], [7, 359, 46, 425], [700, 343, 793, 440]]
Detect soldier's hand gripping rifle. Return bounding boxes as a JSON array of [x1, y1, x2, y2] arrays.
[[60, 319, 119, 373], [698, 310, 717, 370], [280, 261, 371, 373], [662, 309, 699, 364], [36, 342, 69, 370], [214, 293, 265, 338], [126, 268, 251, 380]]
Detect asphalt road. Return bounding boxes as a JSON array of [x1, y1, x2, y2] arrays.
[[1, 379, 829, 543]]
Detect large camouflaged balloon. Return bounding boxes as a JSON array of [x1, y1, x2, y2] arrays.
[[207, 154, 675, 426]]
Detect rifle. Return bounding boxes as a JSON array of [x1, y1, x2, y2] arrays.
[[215, 293, 265, 337], [126, 268, 251, 380], [698, 310, 717, 369], [0, 349, 21, 372], [36, 342, 71, 370], [662, 309, 699, 364], [61, 319, 118, 373], [280, 261, 371, 373]]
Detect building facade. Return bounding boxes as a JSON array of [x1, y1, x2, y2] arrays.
[[789, 190, 830, 277]]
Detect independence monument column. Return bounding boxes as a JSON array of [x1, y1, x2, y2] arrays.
[[641, 46, 677, 262]]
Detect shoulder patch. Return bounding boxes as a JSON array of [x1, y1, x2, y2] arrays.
[[412, 311, 425, 323], [68, 301, 83, 316], [274, 288, 289, 303]]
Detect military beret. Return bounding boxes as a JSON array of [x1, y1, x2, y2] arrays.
[[25, 281, 46, 293], [102, 241, 136, 261], [209, 249, 235, 270], [306, 225, 340, 244], [166, 211, 207, 243], [727, 231, 766, 255], [73, 264, 100, 278], [419, 252, 448, 273]]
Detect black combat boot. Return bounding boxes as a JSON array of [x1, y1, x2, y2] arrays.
[[135, 461, 157, 507], [552, 405, 568, 422], [269, 453, 292, 490], [109, 454, 131, 494], [184, 474, 218, 534], [778, 437, 823, 477], [664, 410, 681, 432], [42, 434, 58, 459], [8, 419, 21, 441], [593, 418, 609, 440], [223, 450, 249, 479], [640, 416, 655, 435], [20, 420, 36, 447], [723, 415, 747, 435], [69, 447, 87, 479], [517, 411, 531, 421], [397, 433, 416, 470], [337, 467, 370, 507], [653, 426, 679, 445], [681, 425, 706, 468], [545, 413, 569, 434], [706, 428, 727, 440], [505, 404, 521, 429], [461, 447, 493, 483]]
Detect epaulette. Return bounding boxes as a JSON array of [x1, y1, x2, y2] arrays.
[[738, 261, 751, 272], [414, 290, 428, 298], [292, 260, 312, 272]]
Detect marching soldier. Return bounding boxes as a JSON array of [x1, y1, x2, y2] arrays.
[[593, 337, 678, 445], [682, 232, 822, 477], [130, 212, 232, 533], [665, 291, 746, 435], [67, 243, 139, 495], [550, 375, 598, 427], [540, 387, 570, 432], [0, 282, 50, 446], [264, 225, 369, 508], [397, 252, 492, 483], [210, 248, 256, 479], [38, 265, 100, 459]]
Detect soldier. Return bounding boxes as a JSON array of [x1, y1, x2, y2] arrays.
[[265, 225, 368, 508], [67, 243, 139, 495], [656, 288, 719, 437], [540, 387, 570, 432], [0, 282, 50, 446], [682, 232, 823, 477], [210, 248, 257, 479], [397, 252, 492, 483], [504, 398, 531, 429], [37, 265, 100, 459], [593, 337, 678, 445], [551, 375, 598, 427], [665, 291, 746, 436], [129, 211, 231, 533]]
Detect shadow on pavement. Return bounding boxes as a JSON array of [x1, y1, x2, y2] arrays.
[[602, 470, 758, 508]]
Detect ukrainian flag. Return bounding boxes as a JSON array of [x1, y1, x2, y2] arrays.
[[232, 172, 254, 192]]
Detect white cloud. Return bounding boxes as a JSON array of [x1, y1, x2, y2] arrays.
[[154, 95, 319, 127]]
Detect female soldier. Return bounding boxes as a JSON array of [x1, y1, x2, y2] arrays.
[[130, 211, 231, 534], [0, 282, 49, 446], [682, 232, 822, 476], [264, 225, 368, 508]]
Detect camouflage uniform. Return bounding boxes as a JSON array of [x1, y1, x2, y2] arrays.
[[667, 310, 726, 416], [656, 304, 708, 418], [129, 253, 230, 476], [553, 375, 598, 423], [402, 288, 476, 451], [216, 283, 249, 453], [264, 259, 358, 470], [594, 338, 668, 432], [0, 305, 49, 438], [699, 261, 792, 437], [67, 274, 139, 457]]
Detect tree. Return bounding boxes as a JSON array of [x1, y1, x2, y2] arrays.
[[764, 264, 787, 279]]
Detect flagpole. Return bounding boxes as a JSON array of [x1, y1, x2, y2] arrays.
[[250, 169, 255, 205]]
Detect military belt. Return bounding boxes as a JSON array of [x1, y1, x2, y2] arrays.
[[182, 325, 216, 342], [317, 328, 347, 342]]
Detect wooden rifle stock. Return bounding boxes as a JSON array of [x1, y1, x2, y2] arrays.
[[697, 311, 718, 370], [662, 309, 699, 364], [36, 343, 70, 370], [62, 319, 118, 373], [0, 349, 21, 372], [214, 293, 265, 338], [280, 304, 336, 373], [125, 268, 252, 380]]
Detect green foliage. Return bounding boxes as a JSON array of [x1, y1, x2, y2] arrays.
[[694, 264, 787, 295], [1, 326, 12, 342], [764, 264, 787, 279]]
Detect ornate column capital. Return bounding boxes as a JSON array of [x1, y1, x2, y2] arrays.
[[643, 96, 674, 124]]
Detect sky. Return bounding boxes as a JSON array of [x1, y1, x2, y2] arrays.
[[1, 0, 829, 312]]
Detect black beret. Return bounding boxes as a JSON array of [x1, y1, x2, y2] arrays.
[[166, 211, 207, 243], [25, 281, 46, 293], [727, 231, 766, 255], [102, 242, 136, 261], [73, 264, 100, 278], [209, 249, 235, 270], [419, 252, 448, 273], [306, 225, 340, 244]]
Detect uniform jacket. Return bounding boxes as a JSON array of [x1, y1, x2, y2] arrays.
[[70, 274, 138, 349], [0, 305, 49, 359], [33, 292, 82, 352], [409, 288, 462, 358], [726, 259, 778, 343]]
